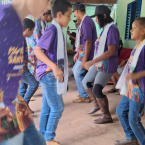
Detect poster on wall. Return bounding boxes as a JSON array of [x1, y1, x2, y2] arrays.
[[0, 0, 12, 5]]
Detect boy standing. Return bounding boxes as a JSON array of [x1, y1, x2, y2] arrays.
[[72, 2, 97, 103], [34, 0, 72, 144], [115, 18, 145, 145], [19, 18, 39, 114]]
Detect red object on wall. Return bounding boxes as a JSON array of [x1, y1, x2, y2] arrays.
[[118, 47, 133, 64]]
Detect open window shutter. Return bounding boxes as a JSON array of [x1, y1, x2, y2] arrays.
[[125, 3, 132, 39], [125, 0, 142, 40], [135, 0, 142, 18]]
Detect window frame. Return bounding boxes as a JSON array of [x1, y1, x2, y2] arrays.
[[125, 0, 142, 40]]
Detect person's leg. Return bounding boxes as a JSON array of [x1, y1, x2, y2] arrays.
[[114, 72, 120, 81], [0, 133, 24, 145], [111, 74, 117, 88], [115, 96, 139, 145], [23, 122, 46, 145], [19, 80, 28, 98], [93, 72, 113, 124], [40, 72, 64, 142], [82, 65, 100, 114], [73, 60, 88, 101], [38, 91, 50, 136], [129, 100, 145, 145], [108, 74, 117, 93], [21, 70, 39, 104]]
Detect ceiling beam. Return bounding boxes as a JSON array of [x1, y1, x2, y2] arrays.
[[68, 0, 116, 4]]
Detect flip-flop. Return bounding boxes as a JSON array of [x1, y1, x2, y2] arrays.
[[115, 90, 120, 95], [108, 88, 118, 93]]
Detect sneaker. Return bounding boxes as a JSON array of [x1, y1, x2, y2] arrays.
[[72, 97, 90, 103], [46, 139, 60, 145], [115, 138, 139, 145]]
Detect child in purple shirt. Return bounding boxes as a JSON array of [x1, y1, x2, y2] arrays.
[[0, 0, 51, 144], [34, 0, 72, 144], [115, 18, 145, 145]]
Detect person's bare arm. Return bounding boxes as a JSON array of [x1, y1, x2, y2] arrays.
[[126, 71, 145, 81], [81, 40, 92, 69], [84, 44, 116, 70], [67, 31, 76, 40], [34, 46, 64, 80]]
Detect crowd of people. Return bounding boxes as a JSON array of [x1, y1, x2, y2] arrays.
[[0, 0, 145, 145]]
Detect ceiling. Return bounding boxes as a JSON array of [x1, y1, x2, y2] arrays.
[[67, 0, 116, 4]]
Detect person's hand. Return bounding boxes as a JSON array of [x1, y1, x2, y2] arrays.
[[81, 61, 86, 69], [22, 66, 28, 73], [52, 65, 64, 82], [119, 60, 127, 68], [126, 73, 140, 82], [67, 31, 70, 36], [68, 62, 71, 67], [84, 60, 94, 70], [28, 60, 35, 67], [73, 53, 79, 63]]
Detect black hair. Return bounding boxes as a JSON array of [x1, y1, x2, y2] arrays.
[[118, 40, 123, 56], [97, 14, 113, 28], [135, 17, 145, 28], [51, 0, 72, 18], [78, 3, 85, 12], [23, 18, 35, 31]]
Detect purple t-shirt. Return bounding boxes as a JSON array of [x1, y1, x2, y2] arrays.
[[80, 16, 97, 61], [36, 24, 57, 81], [126, 45, 145, 103], [96, 25, 120, 73], [0, 4, 23, 113], [0, 4, 33, 142]]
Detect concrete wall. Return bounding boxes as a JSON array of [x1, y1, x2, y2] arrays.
[[116, 0, 145, 49]]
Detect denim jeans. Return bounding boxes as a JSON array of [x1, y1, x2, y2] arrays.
[[116, 96, 145, 145], [23, 122, 46, 145], [39, 72, 64, 141], [72, 60, 88, 98], [0, 132, 24, 145], [0, 122, 46, 145], [19, 70, 39, 104]]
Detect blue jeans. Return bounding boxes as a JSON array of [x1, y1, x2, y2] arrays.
[[72, 60, 88, 98], [19, 70, 39, 104], [0, 122, 46, 145], [0, 133, 24, 145], [23, 122, 46, 145], [39, 72, 64, 141], [116, 96, 145, 145]]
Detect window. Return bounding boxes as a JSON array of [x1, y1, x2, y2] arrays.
[[125, 0, 142, 40], [0, 0, 12, 5]]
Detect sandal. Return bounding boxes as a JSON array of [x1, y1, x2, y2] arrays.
[[115, 89, 120, 95], [108, 88, 118, 93]]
